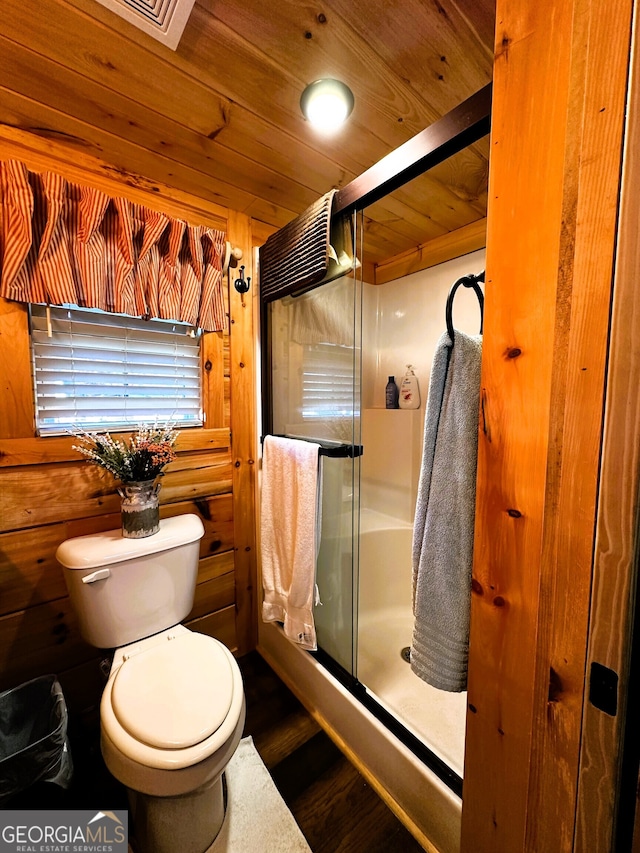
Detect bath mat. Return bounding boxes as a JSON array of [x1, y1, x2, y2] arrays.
[[209, 736, 312, 853]]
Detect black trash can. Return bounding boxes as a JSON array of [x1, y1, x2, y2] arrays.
[[0, 674, 73, 805]]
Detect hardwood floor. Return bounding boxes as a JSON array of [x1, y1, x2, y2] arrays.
[[4, 652, 427, 852]]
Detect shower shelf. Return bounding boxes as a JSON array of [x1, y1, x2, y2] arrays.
[[261, 434, 363, 458]]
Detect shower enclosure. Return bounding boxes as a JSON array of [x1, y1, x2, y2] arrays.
[[258, 84, 491, 851], [265, 217, 484, 793]]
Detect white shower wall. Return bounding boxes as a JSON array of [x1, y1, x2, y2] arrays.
[[361, 248, 486, 522], [356, 247, 486, 780]]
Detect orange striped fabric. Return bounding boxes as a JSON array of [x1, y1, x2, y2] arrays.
[[0, 159, 227, 332], [0, 160, 35, 302], [37, 172, 78, 305]]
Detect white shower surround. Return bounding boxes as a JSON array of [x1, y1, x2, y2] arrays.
[[362, 248, 486, 411], [356, 509, 467, 778]]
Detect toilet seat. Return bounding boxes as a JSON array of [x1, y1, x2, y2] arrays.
[[111, 632, 233, 749], [101, 628, 245, 771]]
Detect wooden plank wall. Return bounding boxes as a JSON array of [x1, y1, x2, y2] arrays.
[[0, 128, 258, 713], [462, 0, 634, 850]]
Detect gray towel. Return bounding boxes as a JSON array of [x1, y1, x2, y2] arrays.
[[411, 330, 482, 692]]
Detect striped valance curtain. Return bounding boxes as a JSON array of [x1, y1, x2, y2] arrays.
[[0, 159, 226, 331]]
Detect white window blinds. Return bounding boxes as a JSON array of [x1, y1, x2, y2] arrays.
[[30, 304, 202, 435], [301, 342, 356, 419]]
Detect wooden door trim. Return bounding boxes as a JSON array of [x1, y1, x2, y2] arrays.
[[575, 0, 640, 845]]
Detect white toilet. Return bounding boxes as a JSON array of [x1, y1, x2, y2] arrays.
[[56, 514, 246, 853]]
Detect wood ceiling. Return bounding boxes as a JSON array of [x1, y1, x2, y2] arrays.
[[1, 0, 495, 267]]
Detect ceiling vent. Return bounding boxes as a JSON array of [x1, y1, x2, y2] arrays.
[[93, 0, 196, 50]]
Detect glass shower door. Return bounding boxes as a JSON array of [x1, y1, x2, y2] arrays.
[[267, 265, 362, 675], [353, 201, 474, 785]]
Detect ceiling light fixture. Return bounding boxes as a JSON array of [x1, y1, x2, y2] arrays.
[[300, 79, 355, 133]]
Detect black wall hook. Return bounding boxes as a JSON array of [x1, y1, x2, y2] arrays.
[[234, 265, 251, 294]]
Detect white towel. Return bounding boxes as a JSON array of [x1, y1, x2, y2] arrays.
[[261, 436, 322, 650], [411, 330, 482, 692]]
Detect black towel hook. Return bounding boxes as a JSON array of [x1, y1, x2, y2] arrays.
[[445, 271, 485, 343]]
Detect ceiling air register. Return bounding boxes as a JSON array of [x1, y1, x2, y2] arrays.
[[92, 0, 196, 50]]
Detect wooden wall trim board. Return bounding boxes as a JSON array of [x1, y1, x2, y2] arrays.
[[0, 125, 228, 229], [463, 0, 634, 851], [202, 331, 227, 429], [374, 217, 487, 285], [463, 2, 574, 845], [0, 299, 33, 439], [227, 210, 259, 656], [575, 0, 640, 845], [529, 0, 634, 850], [0, 428, 231, 467]]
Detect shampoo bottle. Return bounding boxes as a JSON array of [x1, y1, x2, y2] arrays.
[[399, 365, 420, 409], [385, 376, 399, 409]]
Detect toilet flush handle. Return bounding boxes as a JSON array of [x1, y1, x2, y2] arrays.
[[81, 568, 111, 584]]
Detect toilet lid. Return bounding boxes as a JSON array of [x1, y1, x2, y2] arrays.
[[111, 633, 234, 750]]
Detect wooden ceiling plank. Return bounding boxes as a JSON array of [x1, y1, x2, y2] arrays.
[[207, 111, 480, 247], [65, 0, 492, 167], [335, 84, 491, 217], [204, 0, 442, 131], [2, 0, 407, 183], [326, 0, 493, 118], [451, 0, 497, 48], [360, 190, 486, 264], [360, 221, 411, 261], [1, 0, 230, 138], [361, 137, 489, 233], [362, 200, 449, 247], [2, 0, 491, 263], [377, 176, 487, 235], [191, 0, 490, 171]]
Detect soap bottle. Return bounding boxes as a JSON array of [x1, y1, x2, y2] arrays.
[[385, 376, 399, 409], [399, 365, 420, 409]]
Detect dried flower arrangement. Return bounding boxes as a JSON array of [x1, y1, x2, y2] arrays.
[[72, 423, 179, 483]]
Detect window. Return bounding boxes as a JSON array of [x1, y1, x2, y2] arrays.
[[30, 304, 202, 436], [301, 342, 356, 420]]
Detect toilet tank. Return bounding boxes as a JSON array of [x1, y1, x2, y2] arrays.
[[56, 514, 205, 649]]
